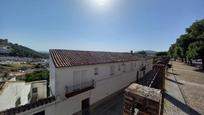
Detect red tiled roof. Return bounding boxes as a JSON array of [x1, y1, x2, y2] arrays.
[[50, 49, 149, 68]]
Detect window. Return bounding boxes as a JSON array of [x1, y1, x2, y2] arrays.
[[110, 66, 115, 75], [15, 97, 21, 107], [33, 110, 45, 115], [131, 63, 134, 71], [32, 87, 38, 93], [94, 67, 99, 75], [122, 63, 126, 72], [118, 65, 121, 71], [28, 91, 31, 101]]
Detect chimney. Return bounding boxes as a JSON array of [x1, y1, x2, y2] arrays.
[[130, 50, 134, 55]]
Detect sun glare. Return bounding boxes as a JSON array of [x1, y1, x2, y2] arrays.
[[90, 0, 112, 8], [95, 0, 109, 6], [86, 0, 116, 13]]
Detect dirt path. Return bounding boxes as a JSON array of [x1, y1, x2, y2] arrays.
[[164, 61, 204, 115]]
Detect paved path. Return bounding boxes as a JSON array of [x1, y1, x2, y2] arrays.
[[163, 68, 189, 115], [164, 61, 203, 115]]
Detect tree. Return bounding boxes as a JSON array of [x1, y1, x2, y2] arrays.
[[186, 19, 204, 42], [176, 34, 192, 62], [168, 44, 176, 59], [187, 41, 204, 69], [25, 70, 49, 82], [168, 19, 204, 68], [137, 51, 147, 55], [156, 51, 168, 56], [174, 46, 183, 61]]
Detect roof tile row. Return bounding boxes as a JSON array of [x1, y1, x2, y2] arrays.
[[50, 49, 149, 68]]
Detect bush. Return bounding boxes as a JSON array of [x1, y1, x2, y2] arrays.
[[25, 70, 49, 82]]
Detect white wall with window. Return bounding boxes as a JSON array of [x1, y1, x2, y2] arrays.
[[15, 58, 153, 115], [0, 81, 31, 111], [48, 58, 153, 115], [110, 65, 115, 75], [31, 80, 47, 101], [0, 80, 47, 111]]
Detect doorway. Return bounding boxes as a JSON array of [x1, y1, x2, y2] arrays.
[[143, 70, 145, 77], [82, 98, 90, 115], [136, 71, 139, 82]]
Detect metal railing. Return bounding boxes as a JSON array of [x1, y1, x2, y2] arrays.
[[65, 80, 95, 95]]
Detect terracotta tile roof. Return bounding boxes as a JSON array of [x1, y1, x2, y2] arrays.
[[49, 49, 148, 68]]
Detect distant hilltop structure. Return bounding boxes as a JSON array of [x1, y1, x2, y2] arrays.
[[0, 38, 48, 58], [0, 38, 11, 54], [0, 39, 8, 44]]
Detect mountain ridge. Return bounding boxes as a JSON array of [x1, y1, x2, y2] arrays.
[[0, 39, 48, 58]]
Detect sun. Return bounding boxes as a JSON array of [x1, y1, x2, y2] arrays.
[[91, 0, 111, 7], [87, 0, 114, 12], [95, 0, 109, 6]]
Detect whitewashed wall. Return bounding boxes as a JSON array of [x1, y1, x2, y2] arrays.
[[0, 80, 48, 112], [49, 57, 56, 96], [17, 58, 153, 115], [47, 58, 153, 115], [31, 80, 47, 99], [0, 82, 31, 111]]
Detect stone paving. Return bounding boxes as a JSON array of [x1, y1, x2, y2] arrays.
[[163, 69, 189, 115], [163, 61, 204, 115]]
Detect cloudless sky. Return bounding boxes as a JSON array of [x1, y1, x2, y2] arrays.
[[0, 0, 204, 52]]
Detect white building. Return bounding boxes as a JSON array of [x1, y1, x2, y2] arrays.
[[48, 50, 153, 115], [1, 49, 153, 115], [0, 78, 47, 111]]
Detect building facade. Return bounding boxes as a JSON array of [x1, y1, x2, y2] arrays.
[[1, 49, 153, 115], [48, 50, 153, 115], [0, 78, 47, 111]]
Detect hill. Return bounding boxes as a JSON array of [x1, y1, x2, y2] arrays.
[[0, 39, 48, 58], [135, 50, 157, 56]]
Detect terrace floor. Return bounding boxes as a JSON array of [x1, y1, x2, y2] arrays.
[[163, 61, 204, 115]]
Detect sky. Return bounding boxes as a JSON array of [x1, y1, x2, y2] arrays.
[[0, 0, 204, 52]]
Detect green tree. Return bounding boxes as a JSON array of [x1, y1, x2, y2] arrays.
[[168, 44, 176, 59], [137, 50, 146, 55], [25, 70, 49, 82], [156, 51, 168, 56], [174, 46, 183, 61], [186, 19, 204, 41], [168, 19, 204, 68], [176, 34, 192, 62], [187, 41, 204, 69]]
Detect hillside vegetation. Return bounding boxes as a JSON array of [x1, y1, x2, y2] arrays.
[[0, 39, 48, 58]]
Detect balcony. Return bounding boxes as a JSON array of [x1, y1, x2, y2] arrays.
[[65, 80, 95, 98]]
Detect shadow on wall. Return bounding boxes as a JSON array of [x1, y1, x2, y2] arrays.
[[164, 93, 201, 115]]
